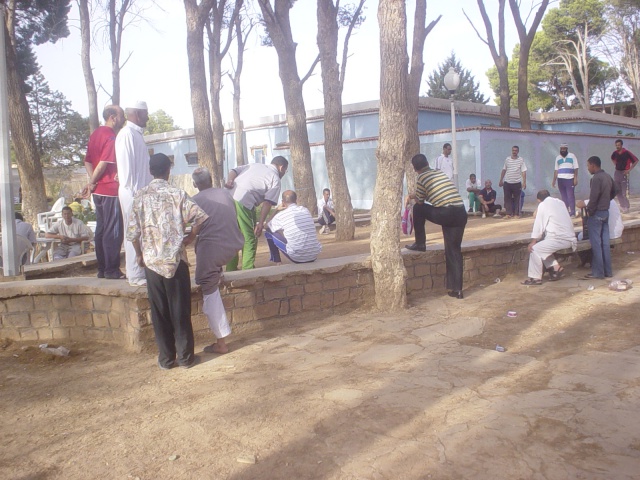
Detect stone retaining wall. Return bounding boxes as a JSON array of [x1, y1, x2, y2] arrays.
[[2, 221, 639, 350]]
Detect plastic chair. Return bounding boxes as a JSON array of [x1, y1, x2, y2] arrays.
[[0, 235, 33, 270], [37, 197, 65, 233]]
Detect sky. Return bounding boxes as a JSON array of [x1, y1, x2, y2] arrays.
[[35, 0, 528, 130]]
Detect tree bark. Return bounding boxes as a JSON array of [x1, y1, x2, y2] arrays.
[[316, 0, 356, 240], [78, 0, 99, 132], [207, 0, 241, 186], [370, 0, 409, 311], [184, 0, 217, 181], [406, 1, 440, 190], [230, 12, 247, 166], [466, 0, 510, 127], [3, 22, 48, 224], [257, 0, 317, 212], [509, 0, 549, 130]]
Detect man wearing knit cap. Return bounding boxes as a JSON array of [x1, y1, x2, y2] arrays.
[[552, 143, 579, 217], [116, 100, 152, 286]]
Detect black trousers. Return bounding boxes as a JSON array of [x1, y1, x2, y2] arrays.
[[93, 194, 124, 276], [503, 181, 522, 216], [145, 261, 194, 368], [413, 203, 467, 292]]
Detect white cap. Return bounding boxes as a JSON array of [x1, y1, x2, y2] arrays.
[[128, 100, 148, 110]]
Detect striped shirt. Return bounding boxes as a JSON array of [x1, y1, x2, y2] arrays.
[[267, 204, 322, 262], [502, 156, 527, 183], [415, 169, 464, 207], [555, 153, 578, 179]]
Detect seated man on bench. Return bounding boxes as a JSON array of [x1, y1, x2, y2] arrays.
[[522, 190, 576, 286], [265, 190, 322, 265]]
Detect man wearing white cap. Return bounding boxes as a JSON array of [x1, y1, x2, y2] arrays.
[[116, 100, 152, 286], [552, 143, 579, 217]]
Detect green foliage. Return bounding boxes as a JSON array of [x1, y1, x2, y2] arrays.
[[26, 72, 89, 166], [145, 110, 181, 135], [12, 0, 72, 88], [542, 0, 607, 43], [426, 52, 488, 104]]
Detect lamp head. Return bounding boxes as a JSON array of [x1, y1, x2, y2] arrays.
[[444, 67, 460, 94]]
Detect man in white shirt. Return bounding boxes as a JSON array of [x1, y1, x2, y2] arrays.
[[465, 173, 481, 213], [224, 156, 288, 270], [15, 212, 36, 246], [317, 188, 335, 234], [116, 101, 152, 286], [433, 143, 454, 180], [46, 206, 94, 260], [499, 145, 527, 218], [265, 190, 322, 264], [552, 143, 579, 217], [521, 190, 576, 285]]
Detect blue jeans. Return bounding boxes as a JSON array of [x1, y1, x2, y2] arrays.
[[587, 210, 612, 278]]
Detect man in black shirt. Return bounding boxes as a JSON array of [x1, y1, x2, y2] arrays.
[[584, 156, 617, 280], [610, 138, 638, 213]]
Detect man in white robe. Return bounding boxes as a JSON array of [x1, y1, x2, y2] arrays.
[[522, 190, 577, 285], [116, 100, 152, 286]]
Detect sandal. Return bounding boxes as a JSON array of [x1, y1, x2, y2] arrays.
[[548, 267, 565, 281], [521, 278, 542, 286]]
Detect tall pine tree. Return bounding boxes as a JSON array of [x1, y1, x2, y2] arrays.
[[426, 52, 488, 103]]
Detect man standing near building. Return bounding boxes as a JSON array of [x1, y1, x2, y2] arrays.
[[584, 156, 617, 280], [551, 143, 579, 217], [265, 190, 322, 264], [610, 138, 638, 214], [521, 190, 576, 286], [127, 154, 208, 370], [191, 167, 244, 355], [405, 154, 467, 299], [116, 101, 152, 286], [317, 188, 335, 234], [224, 156, 288, 271], [83, 105, 126, 279], [499, 145, 527, 218], [433, 143, 454, 181]]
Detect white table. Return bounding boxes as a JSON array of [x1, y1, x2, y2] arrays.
[[32, 238, 59, 263]]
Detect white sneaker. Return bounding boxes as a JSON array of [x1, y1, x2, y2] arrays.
[[493, 213, 501, 218], [129, 278, 147, 287], [482, 213, 486, 218], [322, 226, 330, 235]]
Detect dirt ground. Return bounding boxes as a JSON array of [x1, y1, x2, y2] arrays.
[[2, 208, 640, 479]]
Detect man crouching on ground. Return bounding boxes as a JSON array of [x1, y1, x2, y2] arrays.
[[127, 153, 208, 370]]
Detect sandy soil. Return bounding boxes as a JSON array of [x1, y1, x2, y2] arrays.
[[2, 207, 640, 479]]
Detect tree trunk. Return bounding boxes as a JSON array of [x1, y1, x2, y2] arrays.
[[3, 23, 48, 224], [108, 0, 121, 105], [406, 1, 440, 192], [78, 0, 99, 132], [317, 0, 354, 241], [257, 0, 317, 212], [231, 14, 246, 166], [371, 0, 409, 312], [509, 0, 548, 130], [207, 23, 224, 187], [497, 60, 510, 126], [184, 0, 217, 182]]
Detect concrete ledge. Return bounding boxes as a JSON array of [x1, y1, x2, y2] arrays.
[[2, 222, 639, 351]]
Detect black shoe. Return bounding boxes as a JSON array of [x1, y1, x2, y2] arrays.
[[157, 360, 175, 371], [404, 243, 426, 252], [447, 290, 464, 299], [105, 271, 126, 280], [178, 355, 201, 369], [97, 271, 105, 279]]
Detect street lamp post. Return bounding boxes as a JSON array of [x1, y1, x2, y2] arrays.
[[444, 67, 461, 190]]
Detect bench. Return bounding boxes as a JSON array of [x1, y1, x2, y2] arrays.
[[556, 236, 623, 267], [556, 236, 623, 255]]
